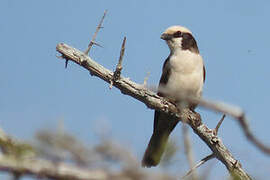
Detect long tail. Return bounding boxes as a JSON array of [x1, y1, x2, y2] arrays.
[[142, 111, 178, 167]]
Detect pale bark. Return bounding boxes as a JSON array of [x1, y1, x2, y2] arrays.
[[56, 43, 252, 180]]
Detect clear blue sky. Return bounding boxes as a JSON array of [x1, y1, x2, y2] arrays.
[[1, 0, 270, 179]]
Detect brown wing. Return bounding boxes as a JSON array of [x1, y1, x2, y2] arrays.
[[157, 56, 171, 97], [154, 56, 171, 130]]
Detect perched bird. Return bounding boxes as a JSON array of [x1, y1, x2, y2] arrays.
[[142, 26, 205, 167]]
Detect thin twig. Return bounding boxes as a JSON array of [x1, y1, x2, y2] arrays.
[[196, 98, 270, 154], [213, 114, 226, 135], [238, 115, 270, 155], [85, 10, 107, 55], [182, 154, 215, 179], [182, 124, 198, 180], [110, 37, 126, 89]]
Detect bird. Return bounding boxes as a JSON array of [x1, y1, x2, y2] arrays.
[[142, 25, 205, 167]]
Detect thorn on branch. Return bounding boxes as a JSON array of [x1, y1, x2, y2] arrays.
[[65, 59, 69, 69], [110, 37, 126, 89], [85, 10, 107, 55], [182, 153, 215, 179], [213, 114, 226, 135], [232, 159, 240, 168], [56, 54, 70, 69], [91, 41, 103, 48], [115, 37, 126, 78]]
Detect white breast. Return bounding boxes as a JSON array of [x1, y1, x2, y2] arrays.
[[163, 50, 204, 102]]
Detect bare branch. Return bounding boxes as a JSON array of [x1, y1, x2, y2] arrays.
[[182, 154, 215, 179], [56, 43, 252, 179], [0, 155, 108, 180], [0, 127, 178, 180], [196, 98, 270, 155], [0, 128, 107, 180], [213, 114, 226, 135], [238, 115, 270, 155], [85, 10, 107, 55]]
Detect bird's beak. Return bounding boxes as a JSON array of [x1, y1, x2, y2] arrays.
[[161, 33, 172, 40]]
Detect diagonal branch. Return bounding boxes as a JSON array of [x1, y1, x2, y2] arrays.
[[56, 43, 252, 179]]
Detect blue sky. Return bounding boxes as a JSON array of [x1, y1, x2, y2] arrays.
[[1, 0, 270, 179]]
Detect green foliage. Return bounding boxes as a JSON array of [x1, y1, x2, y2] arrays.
[[0, 137, 35, 159]]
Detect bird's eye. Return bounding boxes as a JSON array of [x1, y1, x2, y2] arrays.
[[173, 31, 182, 38]]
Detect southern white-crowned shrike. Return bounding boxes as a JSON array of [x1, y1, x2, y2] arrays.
[[142, 26, 205, 167]]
